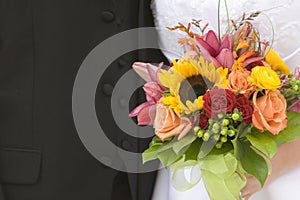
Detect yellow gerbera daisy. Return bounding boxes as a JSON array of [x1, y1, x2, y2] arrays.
[[158, 57, 226, 114]]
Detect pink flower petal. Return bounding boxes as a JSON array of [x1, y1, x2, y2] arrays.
[[129, 102, 152, 117], [132, 62, 152, 82], [205, 30, 220, 52], [132, 62, 159, 83], [143, 82, 163, 102], [194, 41, 222, 67], [146, 94, 155, 102], [146, 62, 164, 83], [242, 57, 263, 68], [137, 104, 157, 125], [196, 37, 217, 56], [219, 34, 232, 52], [146, 63, 158, 82], [216, 48, 234, 69]]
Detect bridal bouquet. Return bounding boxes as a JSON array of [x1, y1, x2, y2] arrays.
[[129, 11, 300, 200]]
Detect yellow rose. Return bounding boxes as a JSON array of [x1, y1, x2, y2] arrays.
[[265, 49, 291, 74], [248, 66, 281, 90]]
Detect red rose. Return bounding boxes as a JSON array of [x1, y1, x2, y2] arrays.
[[199, 113, 209, 130], [236, 94, 253, 124], [203, 88, 237, 119]]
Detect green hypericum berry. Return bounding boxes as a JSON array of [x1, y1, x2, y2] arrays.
[[215, 142, 222, 149], [203, 132, 210, 141], [221, 128, 228, 135], [212, 123, 220, 130], [208, 119, 213, 124], [228, 130, 235, 137], [222, 119, 230, 126], [193, 126, 201, 133], [292, 77, 297, 83], [221, 136, 227, 143], [213, 134, 220, 141], [212, 128, 219, 134], [293, 85, 299, 91], [232, 113, 240, 121], [217, 113, 224, 119], [197, 130, 204, 138]]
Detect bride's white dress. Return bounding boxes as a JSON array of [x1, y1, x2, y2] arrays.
[[151, 0, 300, 199]]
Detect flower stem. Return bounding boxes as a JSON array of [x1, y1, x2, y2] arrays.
[[224, 0, 231, 34], [218, 0, 221, 42]]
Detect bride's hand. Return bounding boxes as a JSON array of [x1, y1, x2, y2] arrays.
[[240, 174, 261, 200], [241, 138, 300, 199]]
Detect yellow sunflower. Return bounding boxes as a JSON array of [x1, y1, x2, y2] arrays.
[[158, 57, 226, 114]]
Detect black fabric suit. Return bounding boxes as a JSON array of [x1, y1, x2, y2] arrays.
[[0, 0, 167, 199]]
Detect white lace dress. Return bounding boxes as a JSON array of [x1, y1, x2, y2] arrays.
[[151, 0, 300, 199]]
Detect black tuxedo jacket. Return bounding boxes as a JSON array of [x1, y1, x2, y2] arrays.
[[0, 0, 167, 199]]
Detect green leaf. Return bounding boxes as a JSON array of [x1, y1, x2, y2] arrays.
[[184, 139, 202, 161], [232, 139, 268, 186], [142, 136, 175, 164], [173, 134, 197, 154], [268, 112, 300, 145], [149, 136, 163, 147], [247, 133, 278, 158], [156, 138, 177, 153], [149, 136, 174, 147], [208, 142, 233, 156], [251, 146, 272, 176], [142, 144, 162, 163], [157, 148, 184, 168], [237, 123, 252, 138]]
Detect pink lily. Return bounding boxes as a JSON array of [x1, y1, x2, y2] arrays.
[[195, 30, 234, 69], [129, 62, 166, 125], [131, 62, 164, 84]]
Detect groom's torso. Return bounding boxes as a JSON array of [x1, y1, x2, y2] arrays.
[[0, 0, 165, 199]]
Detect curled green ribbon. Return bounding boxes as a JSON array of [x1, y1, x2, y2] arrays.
[[170, 153, 246, 200]]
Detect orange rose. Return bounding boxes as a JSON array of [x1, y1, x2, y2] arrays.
[[227, 69, 255, 98], [252, 90, 287, 135], [153, 103, 192, 141]]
